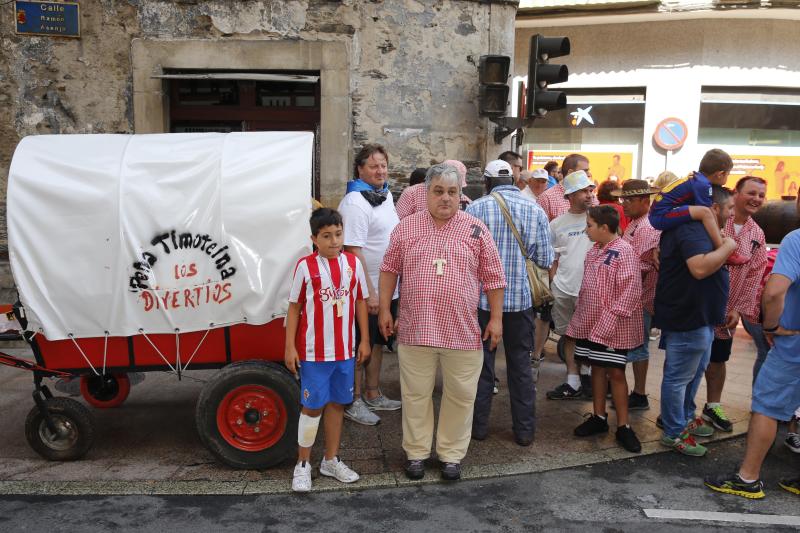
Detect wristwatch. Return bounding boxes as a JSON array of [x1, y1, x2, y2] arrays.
[[763, 324, 779, 333]]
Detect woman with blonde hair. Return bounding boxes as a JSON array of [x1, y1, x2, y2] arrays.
[[653, 170, 679, 191]]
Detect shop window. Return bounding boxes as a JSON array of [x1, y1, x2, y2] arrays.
[[521, 89, 646, 181], [699, 87, 800, 147], [176, 80, 239, 106], [256, 81, 318, 108]]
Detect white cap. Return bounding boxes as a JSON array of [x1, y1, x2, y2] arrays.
[[562, 170, 595, 196], [483, 160, 513, 178], [531, 168, 549, 180]]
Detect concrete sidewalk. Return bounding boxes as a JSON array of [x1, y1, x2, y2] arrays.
[[0, 328, 758, 495]]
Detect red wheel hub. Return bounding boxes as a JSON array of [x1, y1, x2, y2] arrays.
[[216, 385, 287, 452]]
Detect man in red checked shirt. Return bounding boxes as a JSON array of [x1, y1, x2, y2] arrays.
[[702, 176, 768, 433], [536, 153, 596, 221], [395, 159, 472, 219], [613, 179, 662, 411], [378, 163, 506, 483]]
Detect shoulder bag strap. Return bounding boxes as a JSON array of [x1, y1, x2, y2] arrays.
[[491, 192, 528, 258]]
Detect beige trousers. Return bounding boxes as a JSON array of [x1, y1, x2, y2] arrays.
[[398, 344, 483, 463]]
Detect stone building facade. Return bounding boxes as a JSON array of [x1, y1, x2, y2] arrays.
[[0, 0, 518, 302]]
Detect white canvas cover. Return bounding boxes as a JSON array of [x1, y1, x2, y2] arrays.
[[7, 132, 313, 340]]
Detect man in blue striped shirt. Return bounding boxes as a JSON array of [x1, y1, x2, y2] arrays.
[[466, 159, 555, 446]]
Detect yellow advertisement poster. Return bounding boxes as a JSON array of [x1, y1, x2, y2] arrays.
[[527, 150, 634, 185], [730, 154, 800, 200]]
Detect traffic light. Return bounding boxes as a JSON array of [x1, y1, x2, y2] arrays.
[[526, 35, 570, 118], [478, 55, 510, 117]]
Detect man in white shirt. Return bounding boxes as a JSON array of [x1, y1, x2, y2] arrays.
[[338, 144, 402, 425], [545, 170, 596, 400], [520, 168, 550, 203]]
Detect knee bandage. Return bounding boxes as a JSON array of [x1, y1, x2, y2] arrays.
[[297, 413, 321, 448]]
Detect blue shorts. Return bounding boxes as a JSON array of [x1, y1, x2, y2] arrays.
[[298, 358, 355, 409], [627, 310, 652, 363], [751, 348, 800, 422], [649, 204, 691, 232]]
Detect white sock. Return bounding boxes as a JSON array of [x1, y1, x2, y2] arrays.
[[579, 366, 591, 376], [706, 402, 721, 408], [567, 374, 580, 390], [738, 473, 757, 483]]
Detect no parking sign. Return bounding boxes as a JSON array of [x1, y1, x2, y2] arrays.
[[653, 117, 688, 151]]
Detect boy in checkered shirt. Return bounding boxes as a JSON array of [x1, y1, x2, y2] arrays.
[[285, 208, 371, 492], [567, 205, 644, 453], [649, 148, 748, 265]]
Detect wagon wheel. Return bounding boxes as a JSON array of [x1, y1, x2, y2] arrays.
[[196, 361, 299, 469], [80, 373, 131, 408], [25, 397, 95, 461]]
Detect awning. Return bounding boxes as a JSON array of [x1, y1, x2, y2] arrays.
[[151, 73, 320, 83], [518, 0, 659, 11]]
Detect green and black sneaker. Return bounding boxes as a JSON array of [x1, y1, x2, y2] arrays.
[[704, 473, 765, 499]]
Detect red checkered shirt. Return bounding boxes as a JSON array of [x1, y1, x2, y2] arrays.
[[537, 183, 571, 221], [395, 183, 472, 220], [538, 183, 598, 221], [566, 237, 644, 350], [380, 209, 506, 350], [621, 215, 661, 315], [715, 215, 768, 339]]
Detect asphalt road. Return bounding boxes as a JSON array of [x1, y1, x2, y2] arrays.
[[1, 435, 798, 532]]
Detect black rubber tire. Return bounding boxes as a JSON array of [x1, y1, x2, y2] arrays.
[[80, 373, 131, 408], [25, 397, 95, 461], [195, 361, 300, 470]]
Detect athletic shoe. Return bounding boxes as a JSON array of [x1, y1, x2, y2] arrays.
[[440, 462, 461, 481], [687, 417, 715, 437], [292, 461, 312, 493], [493, 377, 500, 395], [660, 430, 707, 456], [778, 477, 800, 495], [616, 425, 642, 453], [656, 415, 663, 429], [704, 473, 765, 499], [363, 393, 402, 411], [404, 459, 425, 480], [628, 392, 650, 411], [580, 374, 593, 398], [784, 432, 800, 453], [546, 382, 582, 400], [344, 398, 380, 426], [702, 404, 733, 432], [319, 456, 359, 483], [574, 414, 609, 437]]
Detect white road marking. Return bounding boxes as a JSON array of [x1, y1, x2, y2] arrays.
[[643, 508, 800, 526]]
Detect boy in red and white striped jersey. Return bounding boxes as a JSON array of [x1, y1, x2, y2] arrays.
[[285, 208, 371, 492]]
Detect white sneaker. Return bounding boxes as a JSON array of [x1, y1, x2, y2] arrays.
[[363, 393, 402, 411], [786, 432, 800, 454], [292, 461, 312, 493], [344, 398, 381, 425], [319, 456, 359, 483]]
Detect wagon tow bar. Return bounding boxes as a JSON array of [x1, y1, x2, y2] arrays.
[[0, 351, 76, 437]]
